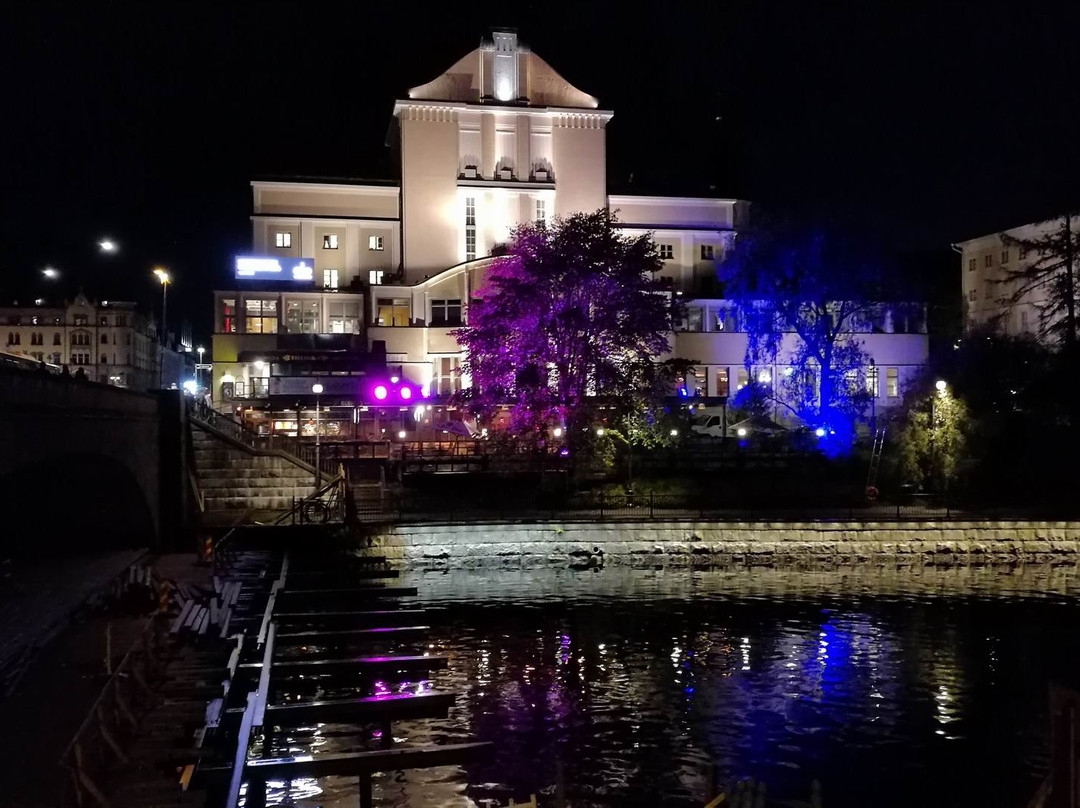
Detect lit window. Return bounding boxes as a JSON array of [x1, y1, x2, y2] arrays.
[[967, 257, 976, 271], [434, 356, 460, 396], [221, 298, 237, 333], [984, 254, 992, 268], [736, 368, 748, 390], [867, 366, 879, 397], [886, 368, 899, 398], [328, 300, 361, 334], [369, 270, 384, 285], [323, 269, 338, 289], [368, 235, 384, 251], [659, 244, 674, 260], [285, 299, 320, 334], [376, 298, 410, 327], [275, 232, 292, 248], [715, 368, 729, 396], [536, 199, 546, 224], [252, 377, 269, 398], [700, 244, 715, 260], [323, 234, 339, 250], [244, 299, 278, 334], [431, 299, 463, 327], [465, 197, 477, 261], [1000, 248, 1009, 264]]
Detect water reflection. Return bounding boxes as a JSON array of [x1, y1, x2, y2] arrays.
[[263, 564, 1080, 808]]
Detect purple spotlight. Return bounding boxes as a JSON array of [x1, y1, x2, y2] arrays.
[[374, 384, 388, 401], [400, 386, 412, 400]]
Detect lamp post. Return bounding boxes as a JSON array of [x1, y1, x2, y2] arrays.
[[312, 383, 323, 492], [153, 268, 170, 388], [196, 346, 205, 389]]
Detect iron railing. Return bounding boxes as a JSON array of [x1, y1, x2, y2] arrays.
[[192, 405, 341, 478], [353, 492, 1078, 525]]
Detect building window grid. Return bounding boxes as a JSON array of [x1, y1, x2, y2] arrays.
[[430, 299, 463, 327], [244, 299, 279, 334], [886, 367, 899, 398], [323, 269, 339, 289], [368, 235, 384, 251], [968, 257, 976, 272], [465, 197, 476, 261], [323, 234, 339, 250], [368, 270, 384, 285], [1001, 248, 1009, 264], [536, 199, 546, 224], [700, 244, 715, 261], [659, 244, 674, 260], [275, 232, 292, 248], [434, 356, 460, 396], [376, 298, 410, 327], [984, 254, 992, 268]]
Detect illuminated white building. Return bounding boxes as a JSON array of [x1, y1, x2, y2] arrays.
[[955, 215, 1072, 341], [212, 29, 927, 426]]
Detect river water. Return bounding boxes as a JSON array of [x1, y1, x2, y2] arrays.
[[260, 564, 1080, 808]]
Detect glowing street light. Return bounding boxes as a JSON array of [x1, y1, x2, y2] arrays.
[[196, 346, 205, 389], [595, 427, 605, 437], [552, 427, 563, 438], [153, 268, 171, 388], [935, 379, 948, 393], [98, 239, 118, 254], [737, 427, 748, 438], [42, 266, 59, 279], [670, 429, 679, 437]]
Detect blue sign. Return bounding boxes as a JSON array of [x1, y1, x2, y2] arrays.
[[234, 256, 316, 282]]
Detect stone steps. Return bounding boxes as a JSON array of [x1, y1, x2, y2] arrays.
[[190, 424, 312, 512]]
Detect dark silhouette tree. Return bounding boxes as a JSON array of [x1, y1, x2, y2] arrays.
[[998, 211, 1080, 349]]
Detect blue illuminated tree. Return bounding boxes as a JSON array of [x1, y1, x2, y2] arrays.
[[720, 211, 905, 448]]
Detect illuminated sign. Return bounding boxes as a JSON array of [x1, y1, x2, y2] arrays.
[[234, 256, 316, 282]]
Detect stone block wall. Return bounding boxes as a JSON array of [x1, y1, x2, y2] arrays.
[[365, 521, 1080, 568]]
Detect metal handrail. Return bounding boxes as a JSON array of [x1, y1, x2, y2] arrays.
[[192, 407, 338, 477]]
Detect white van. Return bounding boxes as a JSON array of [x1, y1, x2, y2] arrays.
[[690, 410, 726, 438]]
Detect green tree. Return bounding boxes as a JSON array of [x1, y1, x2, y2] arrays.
[[898, 386, 968, 492]]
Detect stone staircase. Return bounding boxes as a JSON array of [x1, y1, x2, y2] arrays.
[[190, 423, 315, 517]]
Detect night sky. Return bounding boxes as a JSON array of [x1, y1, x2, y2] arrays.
[[3, 2, 1079, 342]]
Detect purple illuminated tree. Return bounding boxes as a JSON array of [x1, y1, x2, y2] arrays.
[[454, 210, 676, 443]]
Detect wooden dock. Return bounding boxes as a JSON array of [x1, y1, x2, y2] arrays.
[[181, 532, 493, 808]]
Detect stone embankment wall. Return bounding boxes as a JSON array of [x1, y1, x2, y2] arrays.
[[366, 521, 1080, 567]]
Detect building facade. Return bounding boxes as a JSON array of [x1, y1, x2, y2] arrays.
[[1, 293, 158, 388], [213, 29, 928, 433], [956, 215, 1073, 340]]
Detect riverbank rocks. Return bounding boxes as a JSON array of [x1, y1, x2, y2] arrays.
[[365, 520, 1080, 568]]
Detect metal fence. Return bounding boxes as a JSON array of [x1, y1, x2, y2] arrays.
[[192, 405, 342, 478], [354, 492, 1075, 525]]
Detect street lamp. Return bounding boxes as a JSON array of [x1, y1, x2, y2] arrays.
[[935, 379, 948, 393], [153, 268, 170, 388], [42, 266, 59, 279], [196, 346, 205, 387], [98, 239, 118, 254], [312, 383, 324, 491]]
